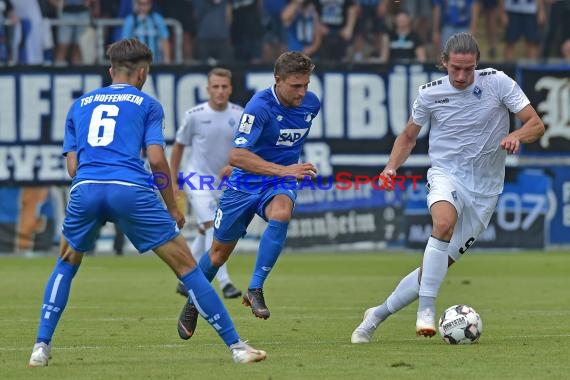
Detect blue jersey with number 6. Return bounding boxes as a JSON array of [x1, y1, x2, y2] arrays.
[[63, 83, 165, 187]]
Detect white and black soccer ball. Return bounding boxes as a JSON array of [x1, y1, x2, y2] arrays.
[[438, 304, 483, 344]]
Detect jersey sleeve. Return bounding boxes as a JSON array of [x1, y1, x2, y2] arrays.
[[307, 91, 321, 117], [143, 100, 166, 148], [497, 71, 530, 114], [62, 106, 76, 156], [411, 90, 430, 127], [232, 100, 269, 149], [175, 110, 193, 146]]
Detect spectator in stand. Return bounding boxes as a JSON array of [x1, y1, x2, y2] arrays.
[[502, 0, 545, 61], [432, 0, 478, 57], [38, 0, 58, 64], [11, 0, 44, 64], [261, 0, 287, 62], [381, 0, 432, 49], [0, 0, 18, 64], [54, 0, 99, 66], [281, 0, 322, 57], [561, 39, 570, 63], [98, 0, 121, 45], [230, 0, 263, 63], [193, 0, 233, 64], [352, 0, 389, 62], [156, 0, 195, 62], [387, 9, 426, 63], [540, 0, 570, 60], [122, 0, 171, 64], [314, 0, 359, 61], [402, 0, 432, 46], [473, 0, 500, 59]]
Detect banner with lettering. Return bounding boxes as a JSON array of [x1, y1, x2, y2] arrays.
[[1, 63, 569, 251], [518, 66, 570, 155], [404, 170, 550, 249]]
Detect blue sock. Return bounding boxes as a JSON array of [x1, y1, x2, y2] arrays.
[[180, 267, 239, 346], [36, 258, 80, 344], [249, 220, 288, 289], [198, 250, 219, 282]]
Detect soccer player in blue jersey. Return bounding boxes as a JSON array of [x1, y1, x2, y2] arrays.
[[177, 51, 321, 339], [28, 38, 266, 367]]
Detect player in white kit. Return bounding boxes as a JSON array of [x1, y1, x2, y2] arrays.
[[351, 32, 545, 343], [171, 68, 243, 300]]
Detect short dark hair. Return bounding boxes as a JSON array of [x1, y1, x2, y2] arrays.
[[274, 51, 315, 79], [440, 32, 480, 69], [106, 38, 153, 74]]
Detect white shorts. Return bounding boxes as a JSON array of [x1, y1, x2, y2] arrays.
[[426, 168, 498, 262], [184, 188, 221, 226]]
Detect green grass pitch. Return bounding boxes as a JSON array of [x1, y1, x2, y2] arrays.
[[1, 251, 569, 379]]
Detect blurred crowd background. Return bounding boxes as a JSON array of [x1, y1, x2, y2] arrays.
[[1, 0, 570, 67]]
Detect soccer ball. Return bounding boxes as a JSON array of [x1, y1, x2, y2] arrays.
[[438, 304, 483, 344]]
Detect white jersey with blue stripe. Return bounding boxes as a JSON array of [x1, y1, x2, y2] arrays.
[[229, 85, 321, 192]]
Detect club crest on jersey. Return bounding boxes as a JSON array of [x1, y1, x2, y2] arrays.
[[239, 113, 255, 133], [304, 113, 314, 122], [277, 128, 308, 146], [473, 86, 483, 99]]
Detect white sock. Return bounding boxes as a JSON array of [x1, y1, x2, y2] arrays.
[[385, 267, 421, 313], [418, 236, 449, 312], [190, 233, 205, 262], [370, 267, 421, 324], [201, 227, 232, 289]]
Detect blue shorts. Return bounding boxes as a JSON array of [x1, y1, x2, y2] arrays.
[[505, 12, 540, 44], [213, 187, 296, 242], [63, 182, 179, 253]]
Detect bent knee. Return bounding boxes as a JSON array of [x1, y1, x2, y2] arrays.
[[209, 249, 230, 267], [431, 220, 455, 240]]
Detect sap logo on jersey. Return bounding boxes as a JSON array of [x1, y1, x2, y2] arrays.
[[239, 113, 255, 133], [277, 128, 308, 146]]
